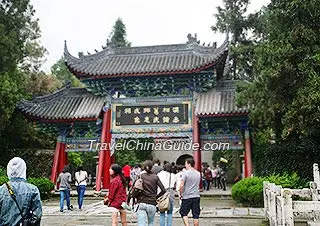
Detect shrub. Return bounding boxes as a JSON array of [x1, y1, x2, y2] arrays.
[[232, 173, 307, 207], [0, 176, 8, 185], [0, 167, 6, 177], [0, 176, 53, 199], [28, 177, 54, 199]]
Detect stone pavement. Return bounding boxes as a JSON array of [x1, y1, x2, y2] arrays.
[[42, 201, 265, 226], [57, 186, 233, 197]]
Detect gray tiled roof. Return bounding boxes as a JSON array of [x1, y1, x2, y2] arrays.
[[64, 37, 228, 78], [195, 80, 249, 115], [17, 87, 105, 120]]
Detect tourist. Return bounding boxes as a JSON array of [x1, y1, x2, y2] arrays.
[[131, 164, 141, 183], [151, 158, 163, 174], [107, 164, 128, 226], [122, 162, 131, 190], [220, 168, 227, 191], [136, 160, 166, 226], [157, 163, 176, 226], [211, 165, 218, 188], [57, 165, 73, 212], [204, 167, 213, 191], [175, 165, 184, 206], [179, 158, 201, 226], [75, 165, 88, 210], [216, 164, 222, 189], [0, 157, 42, 225]]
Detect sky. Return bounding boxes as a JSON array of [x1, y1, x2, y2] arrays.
[[31, 0, 270, 72]]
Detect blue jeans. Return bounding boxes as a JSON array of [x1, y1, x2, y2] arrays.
[[160, 200, 174, 226], [137, 203, 157, 226], [76, 185, 86, 209], [60, 189, 70, 210]]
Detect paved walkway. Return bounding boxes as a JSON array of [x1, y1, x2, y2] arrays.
[[56, 186, 233, 197], [42, 200, 265, 226]]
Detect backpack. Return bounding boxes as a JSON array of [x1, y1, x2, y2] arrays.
[[128, 175, 144, 199]]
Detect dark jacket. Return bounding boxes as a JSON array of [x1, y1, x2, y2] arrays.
[[137, 173, 166, 206]]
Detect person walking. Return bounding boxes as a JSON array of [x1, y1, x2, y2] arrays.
[[175, 165, 184, 206], [157, 163, 176, 226], [204, 167, 212, 191], [122, 162, 131, 190], [131, 164, 141, 183], [75, 165, 88, 210], [57, 165, 73, 212], [107, 164, 128, 226], [151, 158, 163, 174], [179, 158, 201, 226], [136, 160, 166, 226], [211, 165, 218, 188], [0, 157, 42, 226]]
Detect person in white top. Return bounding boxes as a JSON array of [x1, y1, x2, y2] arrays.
[[74, 166, 88, 210], [175, 165, 185, 206], [157, 163, 176, 226]]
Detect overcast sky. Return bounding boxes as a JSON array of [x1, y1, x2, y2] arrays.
[[31, 0, 270, 72]]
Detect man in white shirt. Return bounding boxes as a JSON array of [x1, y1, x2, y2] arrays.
[[74, 166, 88, 210]]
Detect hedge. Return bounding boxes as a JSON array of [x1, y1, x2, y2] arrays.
[[231, 173, 307, 207], [0, 176, 54, 199]]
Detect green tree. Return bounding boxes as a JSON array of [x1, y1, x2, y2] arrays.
[[236, 0, 320, 178], [212, 0, 253, 79], [0, 0, 53, 167], [51, 57, 83, 87], [238, 0, 320, 138], [107, 18, 131, 47]]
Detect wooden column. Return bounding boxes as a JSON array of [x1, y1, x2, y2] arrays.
[[244, 129, 252, 177], [58, 142, 67, 173], [102, 108, 112, 189], [192, 113, 201, 172], [50, 139, 61, 183], [96, 106, 111, 192]]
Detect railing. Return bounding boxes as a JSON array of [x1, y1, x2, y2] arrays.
[[264, 163, 320, 226]]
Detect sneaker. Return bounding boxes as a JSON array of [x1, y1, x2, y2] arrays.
[[60, 209, 63, 212], [68, 205, 73, 211]]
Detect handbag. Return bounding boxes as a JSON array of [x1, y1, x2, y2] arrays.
[[5, 182, 41, 226], [157, 172, 171, 212]]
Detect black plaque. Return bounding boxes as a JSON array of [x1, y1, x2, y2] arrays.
[[115, 104, 189, 126]]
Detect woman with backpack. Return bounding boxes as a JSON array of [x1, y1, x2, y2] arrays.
[[136, 160, 166, 226], [157, 163, 176, 226], [107, 164, 128, 226]]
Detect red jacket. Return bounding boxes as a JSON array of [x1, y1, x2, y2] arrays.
[[108, 175, 127, 209], [122, 165, 131, 178]]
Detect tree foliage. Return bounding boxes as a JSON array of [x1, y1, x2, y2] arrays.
[[237, 0, 320, 138], [51, 57, 83, 87], [212, 0, 254, 79], [213, 0, 320, 178], [107, 18, 131, 48], [0, 0, 54, 168]]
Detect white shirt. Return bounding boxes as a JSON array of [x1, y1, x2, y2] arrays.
[[75, 170, 88, 186], [175, 171, 183, 191], [157, 171, 176, 190]]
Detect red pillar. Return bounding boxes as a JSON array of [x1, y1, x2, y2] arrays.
[[244, 129, 252, 177], [96, 107, 112, 192], [102, 108, 112, 189], [192, 113, 201, 172], [58, 142, 67, 173], [51, 140, 61, 183]]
